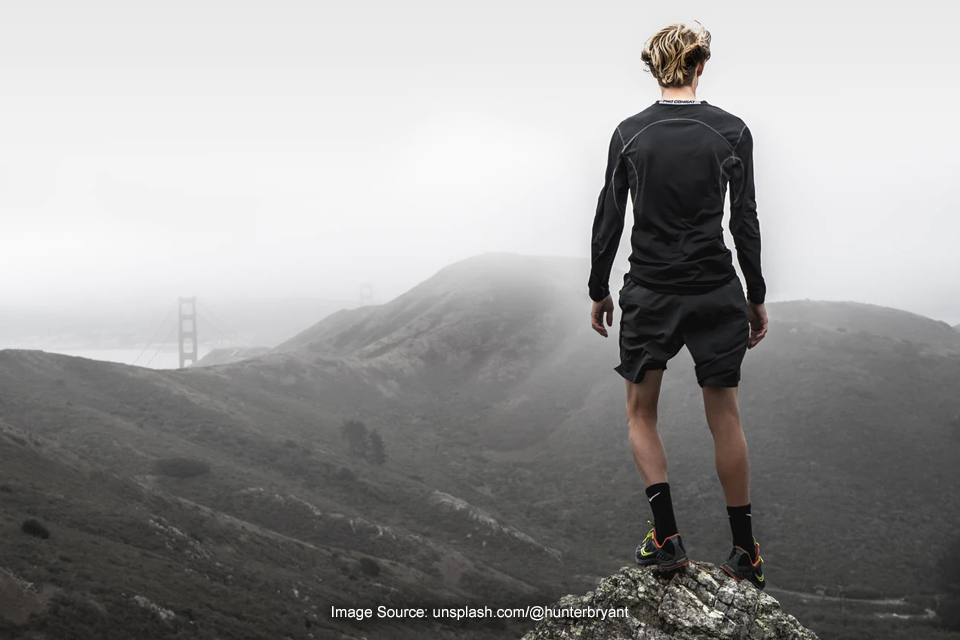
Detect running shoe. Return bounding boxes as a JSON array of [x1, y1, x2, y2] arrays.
[[719, 537, 765, 590], [635, 520, 690, 570]]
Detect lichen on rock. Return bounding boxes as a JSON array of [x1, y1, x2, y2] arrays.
[[522, 560, 819, 640]]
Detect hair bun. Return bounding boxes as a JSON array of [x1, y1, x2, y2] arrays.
[[640, 21, 712, 88]]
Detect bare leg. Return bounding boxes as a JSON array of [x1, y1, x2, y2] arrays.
[[625, 369, 667, 487], [702, 386, 750, 505]]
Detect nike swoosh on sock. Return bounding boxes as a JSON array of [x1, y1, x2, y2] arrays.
[[648, 492, 661, 502]]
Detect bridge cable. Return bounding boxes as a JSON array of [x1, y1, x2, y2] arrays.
[[196, 314, 242, 347], [196, 300, 254, 347], [132, 300, 178, 367], [145, 324, 177, 368]]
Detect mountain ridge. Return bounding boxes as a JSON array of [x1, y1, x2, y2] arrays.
[[276, 253, 960, 359]]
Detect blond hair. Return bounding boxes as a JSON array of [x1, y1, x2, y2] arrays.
[[640, 21, 712, 88]]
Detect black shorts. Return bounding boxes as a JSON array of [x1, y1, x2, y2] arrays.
[[615, 274, 750, 387]]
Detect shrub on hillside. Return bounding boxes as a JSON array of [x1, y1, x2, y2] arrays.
[[358, 557, 381, 577], [22, 518, 50, 539], [339, 419, 389, 465], [334, 467, 356, 483], [941, 595, 960, 632], [154, 457, 210, 479], [368, 429, 387, 466], [842, 583, 885, 599], [340, 419, 369, 458], [941, 538, 960, 631]]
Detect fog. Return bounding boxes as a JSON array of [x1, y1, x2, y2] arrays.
[[1, 0, 958, 324]]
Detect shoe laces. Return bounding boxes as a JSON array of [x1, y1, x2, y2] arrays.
[[642, 520, 657, 547], [751, 536, 764, 565]]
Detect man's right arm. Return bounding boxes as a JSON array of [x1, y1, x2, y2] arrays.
[[728, 125, 766, 305], [587, 126, 630, 303]]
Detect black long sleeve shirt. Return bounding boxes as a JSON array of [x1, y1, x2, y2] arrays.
[[588, 99, 766, 304]]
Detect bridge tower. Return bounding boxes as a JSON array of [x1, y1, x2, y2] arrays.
[[178, 296, 198, 369]]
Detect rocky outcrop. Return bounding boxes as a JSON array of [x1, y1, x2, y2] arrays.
[[522, 560, 819, 640]]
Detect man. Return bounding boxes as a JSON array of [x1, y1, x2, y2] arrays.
[[587, 22, 769, 590]]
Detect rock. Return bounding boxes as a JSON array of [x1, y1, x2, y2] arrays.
[[132, 595, 177, 623], [522, 560, 819, 640]]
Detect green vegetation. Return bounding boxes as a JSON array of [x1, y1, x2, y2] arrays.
[[368, 429, 387, 466], [340, 419, 389, 465], [358, 557, 381, 577], [154, 458, 210, 479], [340, 418, 369, 458], [940, 536, 960, 632], [21, 518, 50, 539]]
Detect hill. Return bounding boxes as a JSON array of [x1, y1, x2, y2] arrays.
[[273, 253, 588, 401], [768, 299, 960, 354], [1, 252, 959, 639], [193, 346, 270, 367], [0, 416, 465, 639], [0, 348, 560, 639]]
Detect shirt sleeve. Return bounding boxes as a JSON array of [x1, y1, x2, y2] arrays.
[[588, 126, 630, 302], [728, 125, 766, 304]]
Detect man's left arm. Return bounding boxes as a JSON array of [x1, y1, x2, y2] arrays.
[[729, 124, 768, 348], [729, 125, 766, 305], [588, 126, 630, 303]]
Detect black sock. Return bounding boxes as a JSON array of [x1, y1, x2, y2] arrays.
[[645, 482, 678, 544], [727, 503, 757, 560]]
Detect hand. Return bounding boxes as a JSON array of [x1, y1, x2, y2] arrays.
[[591, 295, 615, 337], [747, 302, 768, 349]]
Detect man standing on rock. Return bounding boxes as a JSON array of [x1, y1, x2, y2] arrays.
[[588, 21, 768, 590]]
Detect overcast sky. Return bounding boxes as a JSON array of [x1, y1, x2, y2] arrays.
[[1, 0, 958, 323]]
